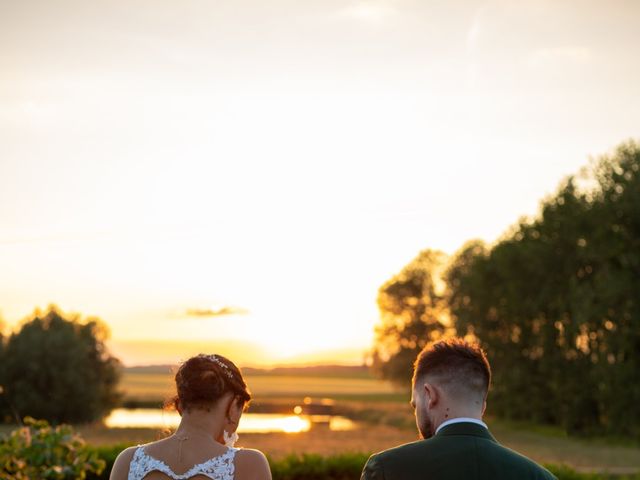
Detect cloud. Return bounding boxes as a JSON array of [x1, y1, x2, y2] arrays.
[[186, 306, 249, 317]]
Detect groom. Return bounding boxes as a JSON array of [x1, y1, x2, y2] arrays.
[[361, 338, 557, 479]]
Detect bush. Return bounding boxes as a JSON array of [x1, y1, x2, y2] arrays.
[[84, 444, 124, 480], [270, 453, 370, 480], [0, 417, 105, 480]]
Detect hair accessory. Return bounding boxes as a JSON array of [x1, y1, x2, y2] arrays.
[[198, 354, 234, 379]]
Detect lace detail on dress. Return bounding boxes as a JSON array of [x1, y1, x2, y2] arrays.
[[128, 445, 237, 480]]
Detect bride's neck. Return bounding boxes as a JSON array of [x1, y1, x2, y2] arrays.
[[176, 409, 224, 441]]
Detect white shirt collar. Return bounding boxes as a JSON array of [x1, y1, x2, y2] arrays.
[[435, 417, 488, 435]]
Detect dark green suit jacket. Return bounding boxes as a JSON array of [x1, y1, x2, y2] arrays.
[[361, 422, 557, 480]]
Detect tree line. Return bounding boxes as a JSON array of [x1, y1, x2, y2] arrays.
[[373, 141, 640, 438]]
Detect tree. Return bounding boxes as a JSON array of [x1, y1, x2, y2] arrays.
[[0, 306, 122, 424], [372, 249, 452, 386], [446, 141, 640, 438]]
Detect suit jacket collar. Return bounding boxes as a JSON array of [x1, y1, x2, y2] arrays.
[[435, 421, 498, 443]]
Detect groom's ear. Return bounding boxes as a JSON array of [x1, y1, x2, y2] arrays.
[[424, 382, 439, 409]]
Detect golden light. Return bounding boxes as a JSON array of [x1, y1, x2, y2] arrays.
[[2, 0, 638, 368], [103, 408, 356, 433], [278, 416, 312, 434], [104, 409, 313, 433]]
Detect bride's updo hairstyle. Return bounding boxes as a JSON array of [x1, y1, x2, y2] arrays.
[[168, 353, 251, 413]]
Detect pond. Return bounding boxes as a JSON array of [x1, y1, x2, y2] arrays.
[[104, 409, 356, 433]]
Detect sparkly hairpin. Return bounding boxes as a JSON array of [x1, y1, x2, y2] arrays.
[[199, 354, 234, 379]]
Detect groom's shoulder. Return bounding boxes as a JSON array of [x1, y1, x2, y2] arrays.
[[375, 438, 434, 458], [490, 443, 557, 479], [368, 438, 432, 462], [361, 440, 431, 480]]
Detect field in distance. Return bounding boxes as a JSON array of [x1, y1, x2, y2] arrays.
[[120, 365, 403, 403]]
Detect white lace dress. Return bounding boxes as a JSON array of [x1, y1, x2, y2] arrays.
[[127, 445, 238, 480]]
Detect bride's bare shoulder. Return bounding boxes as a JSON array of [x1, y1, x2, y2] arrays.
[[235, 448, 269, 466], [234, 448, 272, 480], [109, 446, 140, 480]]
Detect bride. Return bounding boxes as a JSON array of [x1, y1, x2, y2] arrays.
[[110, 353, 271, 480]]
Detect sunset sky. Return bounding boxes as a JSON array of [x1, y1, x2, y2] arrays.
[[1, 0, 639, 366]]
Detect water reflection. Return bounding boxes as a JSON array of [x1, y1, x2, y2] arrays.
[[104, 409, 355, 433]]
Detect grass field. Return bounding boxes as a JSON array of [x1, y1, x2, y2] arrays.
[[120, 371, 402, 402]]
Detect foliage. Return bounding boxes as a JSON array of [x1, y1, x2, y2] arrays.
[[0, 306, 122, 424], [371, 249, 452, 386], [84, 444, 123, 480], [0, 417, 105, 480], [444, 141, 640, 438], [270, 453, 370, 480]]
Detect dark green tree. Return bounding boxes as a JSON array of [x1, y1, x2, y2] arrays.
[[372, 249, 452, 386], [446, 141, 640, 438], [1, 306, 122, 424]]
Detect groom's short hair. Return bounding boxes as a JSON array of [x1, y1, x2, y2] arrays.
[[413, 338, 491, 400]]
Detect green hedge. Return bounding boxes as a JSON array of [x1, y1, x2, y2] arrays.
[[83, 446, 639, 480], [269, 453, 370, 480]]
